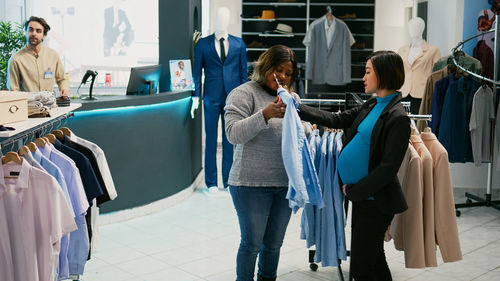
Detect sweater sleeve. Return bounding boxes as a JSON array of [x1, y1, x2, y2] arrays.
[[224, 86, 269, 144]]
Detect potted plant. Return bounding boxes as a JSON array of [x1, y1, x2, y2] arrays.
[[0, 21, 25, 90]]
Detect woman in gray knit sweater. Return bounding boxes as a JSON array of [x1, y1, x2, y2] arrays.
[[224, 45, 306, 281]]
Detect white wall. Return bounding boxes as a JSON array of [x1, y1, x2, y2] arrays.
[[374, 0, 412, 51], [427, 0, 464, 56]]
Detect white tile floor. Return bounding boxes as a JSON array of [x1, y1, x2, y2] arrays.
[[82, 142, 500, 281], [81, 185, 500, 281]]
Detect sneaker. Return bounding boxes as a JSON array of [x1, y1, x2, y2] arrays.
[[207, 186, 219, 194]]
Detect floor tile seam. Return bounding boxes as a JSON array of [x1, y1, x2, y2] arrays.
[[170, 263, 212, 279], [114, 256, 173, 278], [460, 239, 500, 256]]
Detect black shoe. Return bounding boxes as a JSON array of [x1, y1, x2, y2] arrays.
[[257, 274, 276, 281]]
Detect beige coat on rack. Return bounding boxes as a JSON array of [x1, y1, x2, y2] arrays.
[[421, 131, 463, 263]]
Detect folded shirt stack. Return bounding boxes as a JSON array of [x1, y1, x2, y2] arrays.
[[27, 91, 57, 118]]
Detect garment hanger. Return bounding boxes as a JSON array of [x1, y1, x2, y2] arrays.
[[27, 142, 37, 152], [18, 145, 31, 156], [45, 133, 57, 144], [423, 127, 432, 133], [60, 127, 72, 136], [53, 129, 65, 140], [312, 124, 318, 130], [326, 6, 334, 21], [1, 151, 23, 165], [34, 138, 47, 148]]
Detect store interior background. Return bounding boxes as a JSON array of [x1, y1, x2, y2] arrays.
[[0, 0, 498, 193]]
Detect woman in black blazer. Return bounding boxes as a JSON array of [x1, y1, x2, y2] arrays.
[[298, 50, 410, 281]]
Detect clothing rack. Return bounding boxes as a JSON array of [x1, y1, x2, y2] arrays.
[[451, 16, 500, 214], [0, 112, 75, 154]]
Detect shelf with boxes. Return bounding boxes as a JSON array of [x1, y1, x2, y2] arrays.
[[241, 0, 375, 97]]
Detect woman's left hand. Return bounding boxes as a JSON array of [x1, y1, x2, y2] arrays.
[[342, 184, 347, 195]]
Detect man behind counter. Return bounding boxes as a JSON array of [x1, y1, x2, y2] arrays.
[[7, 16, 69, 96]]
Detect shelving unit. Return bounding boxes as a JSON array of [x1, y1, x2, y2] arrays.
[[241, 0, 375, 98]]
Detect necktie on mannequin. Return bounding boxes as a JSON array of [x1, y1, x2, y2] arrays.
[[220, 37, 226, 63]]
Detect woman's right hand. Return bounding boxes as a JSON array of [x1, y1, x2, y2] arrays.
[[262, 96, 286, 122]]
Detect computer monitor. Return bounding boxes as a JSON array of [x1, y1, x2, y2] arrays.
[[126, 64, 162, 95]]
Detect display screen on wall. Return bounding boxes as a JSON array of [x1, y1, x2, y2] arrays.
[[25, 0, 159, 89]]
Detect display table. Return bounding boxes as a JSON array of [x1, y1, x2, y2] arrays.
[[0, 103, 82, 138], [66, 91, 202, 214]]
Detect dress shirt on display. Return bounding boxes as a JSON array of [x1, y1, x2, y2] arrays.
[[303, 15, 355, 47], [398, 41, 441, 99], [69, 133, 117, 201], [63, 136, 112, 205], [470, 86, 495, 166], [279, 88, 322, 212], [0, 160, 77, 281]]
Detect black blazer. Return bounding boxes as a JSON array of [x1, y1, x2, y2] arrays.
[[298, 93, 410, 214]]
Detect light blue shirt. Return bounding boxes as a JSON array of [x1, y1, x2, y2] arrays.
[[333, 132, 347, 260], [279, 88, 323, 212], [31, 149, 74, 279], [37, 144, 90, 277]]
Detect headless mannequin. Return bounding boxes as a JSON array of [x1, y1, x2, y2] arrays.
[[407, 17, 425, 66]]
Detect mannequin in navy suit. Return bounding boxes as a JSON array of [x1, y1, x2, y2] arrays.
[[193, 7, 248, 191]]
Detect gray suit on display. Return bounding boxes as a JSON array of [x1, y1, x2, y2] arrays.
[[306, 18, 351, 85]]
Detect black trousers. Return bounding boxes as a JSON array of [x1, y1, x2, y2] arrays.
[[350, 200, 394, 281]]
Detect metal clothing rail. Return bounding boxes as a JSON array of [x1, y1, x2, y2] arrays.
[[408, 114, 432, 121], [452, 16, 500, 214], [0, 112, 74, 153]]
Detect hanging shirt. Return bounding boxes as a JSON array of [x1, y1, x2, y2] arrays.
[[69, 133, 117, 200], [62, 136, 112, 206], [337, 92, 398, 192], [324, 18, 336, 49], [303, 15, 355, 47], [470, 86, 495, 166], [332, 132, 347, 260], [30, 148, 76, 280], [0, 160, 77, 281], [279, 87, 323, 212]]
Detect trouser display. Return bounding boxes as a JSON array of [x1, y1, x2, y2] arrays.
[[229, 186, 292, 281], [350, 200, 394, 281], [203, 100, 233, 188]]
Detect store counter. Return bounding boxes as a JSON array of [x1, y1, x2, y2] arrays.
[[67, 91, 202, 214]]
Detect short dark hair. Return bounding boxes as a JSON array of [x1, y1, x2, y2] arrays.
[[366, 50, 405, 91], [24, 16, 51, 35], [251, 44, 298, 88]]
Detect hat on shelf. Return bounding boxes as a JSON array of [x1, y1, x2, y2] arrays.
[[274, 23, 293, 34], [258, 10, 275, 20]]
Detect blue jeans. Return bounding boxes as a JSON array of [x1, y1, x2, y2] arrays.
[[230, 186, 292, 281]]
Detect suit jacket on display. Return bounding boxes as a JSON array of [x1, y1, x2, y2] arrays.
[[306, 18, 351, 85], [298, 93, 410, 215], [398, 41, 441, 99], [193, 34, 248, 103]]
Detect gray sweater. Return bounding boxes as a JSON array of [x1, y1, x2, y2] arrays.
[[224, 80, 309, 187]]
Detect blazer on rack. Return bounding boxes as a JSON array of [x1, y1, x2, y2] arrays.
[[193, 34, 248, 103], [398, 41, 441, 99], [305, 18, 351, 85], [298, 93, 410, 215]]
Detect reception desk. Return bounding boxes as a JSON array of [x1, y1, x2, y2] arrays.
[[67, 91, 202, 214]]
